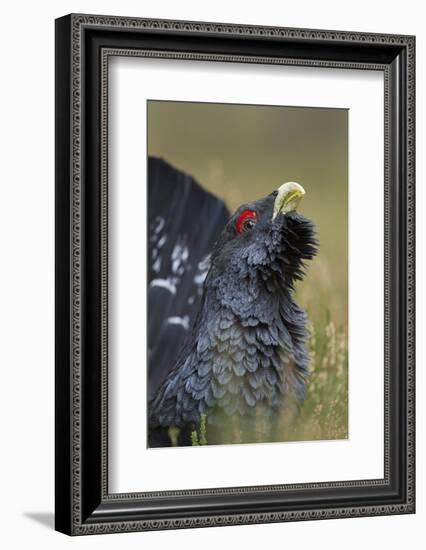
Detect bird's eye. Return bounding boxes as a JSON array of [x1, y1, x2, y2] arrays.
[[236, 209, 257, 234], [243, 218, 256, 231]]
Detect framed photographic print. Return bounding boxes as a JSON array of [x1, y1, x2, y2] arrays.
[[55, 14, 415, 535]]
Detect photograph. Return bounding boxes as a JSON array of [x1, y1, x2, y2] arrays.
[[147, 100, 348, 448]]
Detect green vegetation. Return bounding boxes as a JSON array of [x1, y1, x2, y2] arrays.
[[289, 318, 348, 441], [191, 414, 208, 446]]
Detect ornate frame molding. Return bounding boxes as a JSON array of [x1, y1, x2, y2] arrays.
[[55, 14, 415, 535]]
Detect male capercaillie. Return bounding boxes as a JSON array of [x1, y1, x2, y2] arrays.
[[148, 158, 318, 446]]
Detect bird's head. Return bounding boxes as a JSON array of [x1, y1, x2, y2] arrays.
[[206, 182, 318, 320]]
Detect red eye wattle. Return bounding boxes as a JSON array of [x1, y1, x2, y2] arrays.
[[236, 209, 257, 234]]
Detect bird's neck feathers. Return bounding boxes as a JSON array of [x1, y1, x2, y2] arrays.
[[196, 212, 317, 368], [198, 268, 310, 370]]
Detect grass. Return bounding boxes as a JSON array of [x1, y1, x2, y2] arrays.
[[191, 415, 208, 446], [288, 317, 348, 442]]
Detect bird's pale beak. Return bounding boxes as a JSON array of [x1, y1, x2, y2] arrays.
[[272, 182, 306, 219]]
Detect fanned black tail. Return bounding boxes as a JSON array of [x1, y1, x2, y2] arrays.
[[148, 157, 229, 444]]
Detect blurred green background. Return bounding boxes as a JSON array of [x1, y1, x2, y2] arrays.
[[148, 100, 348, 442]]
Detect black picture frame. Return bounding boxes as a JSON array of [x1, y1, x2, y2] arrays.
[[55, 13, 415, 535]]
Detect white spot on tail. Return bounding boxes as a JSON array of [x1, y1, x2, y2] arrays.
[[157, 235, 167, 248], [150, 278, 176, 295], [166, 316, 190, 330], [194, 271, 207, 285], [154, 216, 165, 234], [152, 257, 161, 273], [171, 243, 189, 273]]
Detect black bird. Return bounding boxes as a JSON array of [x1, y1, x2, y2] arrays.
[[148, 158, 318, 446]]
